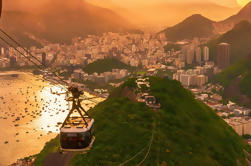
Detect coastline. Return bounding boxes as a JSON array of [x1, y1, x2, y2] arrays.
[[0, 70, 105, 166]]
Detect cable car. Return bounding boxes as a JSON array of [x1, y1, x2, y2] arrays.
[[60, 117, 94, 150], [145, 96, 161, 109], [59, 86, 95, 151]]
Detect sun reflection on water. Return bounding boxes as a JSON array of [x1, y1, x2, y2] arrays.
[[35, 85, 104, 133], [34, 85, 69, 133]]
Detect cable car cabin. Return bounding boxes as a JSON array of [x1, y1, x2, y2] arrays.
[[137, 93, 149, 103], [145, 96, 161, 109], [145, 96, 157, 104], [60, 117, 94, 151]]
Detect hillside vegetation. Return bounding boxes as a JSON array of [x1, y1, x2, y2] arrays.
[[35, 77, 251, 166], [72, 77, 251, 165], [240, 72, 251, 99], [214, 55, 251, 107], [83, 58, 134, 74]]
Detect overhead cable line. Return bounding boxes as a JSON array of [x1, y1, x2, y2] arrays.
[[0, 35, 66, 89], [0, 28, 68, 87]]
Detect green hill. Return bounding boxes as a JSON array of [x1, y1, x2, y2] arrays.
[[82, 58, 134, 74], [240, 73, 251, 100], [214, 55, 251, 107], [161, 14, 215, 41], [208, 20, 251, 64], [34, 77, 251, 166]]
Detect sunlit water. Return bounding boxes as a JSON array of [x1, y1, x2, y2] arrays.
[[0, 71, 103, 166]]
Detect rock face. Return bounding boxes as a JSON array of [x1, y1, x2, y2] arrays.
[[0, 0, 133, 46]]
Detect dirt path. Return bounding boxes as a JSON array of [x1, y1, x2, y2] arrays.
[[44, 152, 74, 166]]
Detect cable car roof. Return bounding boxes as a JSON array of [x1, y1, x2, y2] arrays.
[[61, 119, 94, 133]]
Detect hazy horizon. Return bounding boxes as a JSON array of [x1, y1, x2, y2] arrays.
[[86, 0, 242, 30], [2, 0, 250, 31]]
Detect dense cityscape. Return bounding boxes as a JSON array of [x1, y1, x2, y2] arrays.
[[0, 32, 250, 136]]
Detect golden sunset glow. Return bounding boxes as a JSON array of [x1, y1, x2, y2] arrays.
[[237, 0, 251, 6]]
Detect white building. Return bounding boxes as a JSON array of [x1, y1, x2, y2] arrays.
[[180, 74, 191, 86], [203, 46, 209, 61]]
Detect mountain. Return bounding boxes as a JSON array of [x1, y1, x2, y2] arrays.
[[34, 77, 251, 165], [208, 20, 251, 64], [82, 58, 134, 74], [0, 0, 134, 47], [160, 2, 251, 41], [88, 1, 240, 31], [215, 55, 251, 108], [216, 2, 251, 34], [161, 14, 216, 41]]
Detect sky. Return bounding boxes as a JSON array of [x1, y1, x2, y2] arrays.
[[3, 0, 249, 11], [87, 0, 243, 7], [4, 0, 251, 9]]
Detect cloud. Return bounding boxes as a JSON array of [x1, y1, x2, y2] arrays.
[[3, 0, 50, 11], [210, 0, 239, 7]]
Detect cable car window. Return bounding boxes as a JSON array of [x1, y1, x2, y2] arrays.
[[66, 133, 77, 137]]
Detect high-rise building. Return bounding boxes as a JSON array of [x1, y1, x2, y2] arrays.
[[1, 47, 5, 56], [42, 52, 46, 65], [9, 56, 17, 67], [186, 48, 194, 65], [180, 74, 191, 86], [203, 46, 209, 61], [217, 43, 230, 69], [196, 75, 208, 87], [195, 47, 202, 64]]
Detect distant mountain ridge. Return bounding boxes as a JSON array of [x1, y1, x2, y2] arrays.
[[88, 1, 240, 30], [161, 14, 216, 41], [161, 2, 251, 41], [216, 2, 251, 34], [0, 0, 135, 47]]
